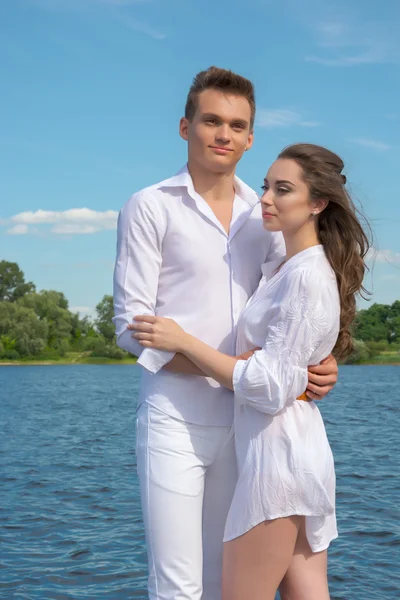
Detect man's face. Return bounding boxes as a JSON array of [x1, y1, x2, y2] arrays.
[[180, 89, 254, 174]]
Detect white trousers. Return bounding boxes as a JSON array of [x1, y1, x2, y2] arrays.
[[136, 402, 237, 600]]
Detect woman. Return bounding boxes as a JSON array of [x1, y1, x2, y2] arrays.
[[129, 144, 370, 599]]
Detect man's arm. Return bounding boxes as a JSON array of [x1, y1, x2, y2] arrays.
[[114, 191, 223, 376], [113, 191, 176, 373], [163, 349, 338, 394]]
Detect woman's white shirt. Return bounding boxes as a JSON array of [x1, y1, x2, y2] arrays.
[[224, 245, 340, 551]]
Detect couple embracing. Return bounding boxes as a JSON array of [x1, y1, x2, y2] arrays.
[[113, 66, 369, 600]]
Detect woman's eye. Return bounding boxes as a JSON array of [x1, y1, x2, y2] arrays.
[[278, 187, 289, 194], [261, 185, 268, 192]]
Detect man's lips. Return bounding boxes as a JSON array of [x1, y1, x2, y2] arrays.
[[209, 146, 233, 154]]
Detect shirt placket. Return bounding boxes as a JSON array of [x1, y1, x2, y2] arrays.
[[227, 238, 241, 355]]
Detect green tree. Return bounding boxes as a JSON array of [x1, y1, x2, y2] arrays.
[[353, 303, 391, 343], [388, 300, 400, 343], [69, 312, 93, 350], [345, 339, 372, 364], [18, 290, 73, 352], [0, 261, 35, 302], [95, 295, 116, 342], [0, 301, 48, 357]]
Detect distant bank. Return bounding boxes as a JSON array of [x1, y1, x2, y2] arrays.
[[0, 353, 137, 366], [1, 356, 399, 366]]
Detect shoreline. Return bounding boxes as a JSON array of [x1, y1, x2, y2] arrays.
[[0, 359, 399, 367], [0, 359, 138, 366]]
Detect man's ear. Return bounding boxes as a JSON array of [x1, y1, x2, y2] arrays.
[[244, 130, 254, 152], [179, 117, 189, 141]]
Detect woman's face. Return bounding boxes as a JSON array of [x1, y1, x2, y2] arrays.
[[260, 158, 319, 233]]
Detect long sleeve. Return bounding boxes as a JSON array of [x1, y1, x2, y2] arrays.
[[233, 267, 337, 415], [112, 191, 175, 372]]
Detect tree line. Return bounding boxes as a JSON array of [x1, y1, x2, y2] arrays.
[[0, 261, 399, 363], [0, 261, 125, 360]]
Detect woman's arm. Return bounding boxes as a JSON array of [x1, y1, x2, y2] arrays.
[[128, 316, 239, 387], [162, 348, 260, 377], [162, 353, 205, 376], [130, 267, 338, 413], [129, 297, 337, 403], [180, 335, 239, 388]]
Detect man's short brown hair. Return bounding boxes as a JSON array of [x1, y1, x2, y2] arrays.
[[185, 66, 256, 129]]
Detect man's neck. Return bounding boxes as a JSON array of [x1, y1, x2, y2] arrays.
[[188, 159, 236, 204]]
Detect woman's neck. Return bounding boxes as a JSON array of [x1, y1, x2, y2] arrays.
[[283, 225, 320, 262]]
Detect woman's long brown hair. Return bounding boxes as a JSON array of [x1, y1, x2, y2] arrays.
[[278, 143, 371, 359]]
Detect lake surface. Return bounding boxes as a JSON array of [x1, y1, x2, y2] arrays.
[[1, 365, 399, 599]]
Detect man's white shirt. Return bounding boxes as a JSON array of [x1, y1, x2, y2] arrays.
[[113, 165, 285, 426]]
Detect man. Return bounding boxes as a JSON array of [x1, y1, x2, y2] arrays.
[[113, 66, 338, 600]]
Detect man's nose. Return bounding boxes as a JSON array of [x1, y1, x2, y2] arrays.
[[215, 124, 231, 143]]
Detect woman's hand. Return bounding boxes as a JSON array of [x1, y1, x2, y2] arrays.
[[127, 315, 188, 352]]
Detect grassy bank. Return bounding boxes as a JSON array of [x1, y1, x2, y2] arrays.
[[353, 353, 400, 365], [1, 352, 399, 366], [0, 351, 137, 366]]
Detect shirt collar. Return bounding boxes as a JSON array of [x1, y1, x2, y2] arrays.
[[156, 164, 259, 208]]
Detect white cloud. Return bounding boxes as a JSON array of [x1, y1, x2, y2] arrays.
[[7, 224, 29, 235], [306, 53, 379, 67], [29, 0, 164, 40], [117, 15, 166, 40], [307, 19, 399, 67], [32, 0, 150, 8], [3, 208, 118, 236], [299, 121, 320, 128], [257, 109, 320, 129], [367, 248, 400, 265], [51, 224, 99, 235], [349, 138, 391, 151]]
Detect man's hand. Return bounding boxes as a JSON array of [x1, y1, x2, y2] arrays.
[[306, 354, 338, 400]]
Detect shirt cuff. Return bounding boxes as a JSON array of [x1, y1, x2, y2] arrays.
[[137, 348, 175, 374], [232, 359, 247, 403]]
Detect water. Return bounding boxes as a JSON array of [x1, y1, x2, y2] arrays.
[[1, 365, 399, 599]]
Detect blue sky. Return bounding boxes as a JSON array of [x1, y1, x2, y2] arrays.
[[1, 0, 399, 318]]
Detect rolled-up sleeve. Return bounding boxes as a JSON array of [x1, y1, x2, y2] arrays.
[[233, 268, 334, 415], [112, 191, 174, 372]]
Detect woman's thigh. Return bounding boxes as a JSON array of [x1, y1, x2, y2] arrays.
[[280, 520, 330, 600], [222, 517, 302, 600]]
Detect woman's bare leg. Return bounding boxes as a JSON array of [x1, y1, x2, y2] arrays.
[[280, 519, 330, 600], [222, 516, 301, 600]]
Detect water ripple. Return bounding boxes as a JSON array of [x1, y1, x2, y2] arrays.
[[1, 364, 399, 599]]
